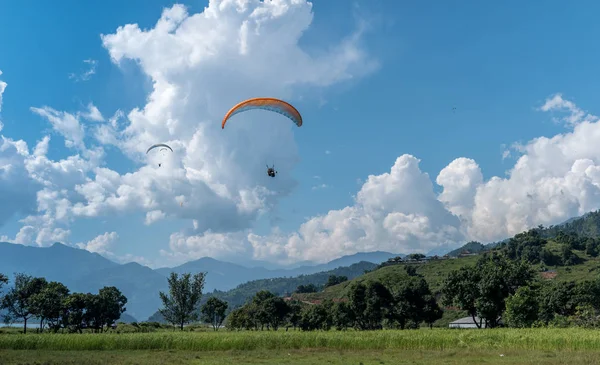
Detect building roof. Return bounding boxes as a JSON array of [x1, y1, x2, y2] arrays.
[[450, 316, 482, 325]]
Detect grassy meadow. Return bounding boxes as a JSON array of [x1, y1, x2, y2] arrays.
[[3, 328, 600, 364]]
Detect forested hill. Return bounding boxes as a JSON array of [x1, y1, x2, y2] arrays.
[[147, 261, 376, 322], [294, 209, 600, 305]]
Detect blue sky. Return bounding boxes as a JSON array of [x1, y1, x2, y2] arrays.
[[1, 0, 600, 268]]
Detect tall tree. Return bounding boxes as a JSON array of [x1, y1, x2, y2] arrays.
[[441, 266, 482, 328], [201, 297, 228, 331], [263, 296, 289, 331], [159, 272, 206, 330], [504, 286, 539, 328], [63, 293, 88, 333], [30, 281, 70, 333], [98, 286, 127, 331], [286, 300, 303, 330], [1, 274, 47, 333]]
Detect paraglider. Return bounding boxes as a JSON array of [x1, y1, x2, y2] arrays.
[[221, 98, 302, 177], [267, 164, 277, 178], [146, 143, 173, 167], [221, 97, 303, 129]]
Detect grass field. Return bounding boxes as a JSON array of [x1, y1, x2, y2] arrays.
[[3, 349, 600, 365], [3, 328, 600, 352], [3, 328, 600, 364]]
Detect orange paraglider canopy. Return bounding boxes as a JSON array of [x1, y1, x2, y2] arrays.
[[221, 97, 303, 129]]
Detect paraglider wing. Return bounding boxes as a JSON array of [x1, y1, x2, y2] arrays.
[[146, 143, 173, 154], [221, 97, 303, 129]]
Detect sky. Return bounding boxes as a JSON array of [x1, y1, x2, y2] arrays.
[[2, 0, 600, 269]]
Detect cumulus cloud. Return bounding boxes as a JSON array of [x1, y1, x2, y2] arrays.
[[163, 155, 464, 264], [1, 1, 377, 261], [76, 231, 118, 255], [162, 93, 600, 265], [69, 59, 98, 82], [0, 70, 6, 113], [9, 0, 600, 269]]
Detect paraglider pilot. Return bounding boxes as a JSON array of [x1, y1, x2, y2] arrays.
[[267, 164, 277, 177]]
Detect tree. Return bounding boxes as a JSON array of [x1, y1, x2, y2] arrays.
[[295, 284, 318, 293], [561, 245, 579, 266], [585, 239, 599, 257], [227, 306, 252, 331], [97, 286, 127, 331], [349, 281, 393, 330], [30, 281, 70, 333], [441, 266, 481, 328], [1, 274, 47, 333], [473, 253, 534, 327], [0, 273, 7, 304], [263, 296, 289, 331], [286, 300, 303, 330], [422, 295, 443, 329], [332, 301, 354, 330], [504, 286, 539, 328], [159, 272, 206, 330], [299, 301, 333, 331], [63, 293, 88, 333], [404, 266, 418, 277], [442, 252, 534, 328], [324, 275, 348, 288], [406, 253, 426, 261], [201, 297, 228, 331]]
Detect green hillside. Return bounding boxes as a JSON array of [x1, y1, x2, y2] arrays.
[[295, 211, 600, 304]]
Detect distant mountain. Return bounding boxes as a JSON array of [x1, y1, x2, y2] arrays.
[[0, 242, 399, 321], [73, 262, 168, 321], [156, 251, 402, 292]]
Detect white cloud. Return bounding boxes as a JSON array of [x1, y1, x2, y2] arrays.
[[69, 59, 98, 82], [81, 103, 104, 122], [162, 93, 600, 265], [77, 231, 118, 255], [0, 70, 7, 113], [162, 155, 464, 265], [539, 93, 598, 126], [30, 107, 86, 150], [2, 1, 376, 264], [11, 1, 600, 269], [311, 183, 328, 190]]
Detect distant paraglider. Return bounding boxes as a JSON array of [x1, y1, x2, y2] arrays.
[[221, 98, 302, 177], [146, 143, 173, 167], [267, 164, 277, 178]]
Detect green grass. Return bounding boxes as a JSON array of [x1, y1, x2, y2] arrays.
[[3, 328, 600, 352], [2, 349, 600, 365]]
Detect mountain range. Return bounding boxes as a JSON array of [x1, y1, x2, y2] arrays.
[[0, 242, 401, 321]]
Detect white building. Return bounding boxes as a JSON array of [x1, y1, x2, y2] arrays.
[[448, 316, 486, 329]]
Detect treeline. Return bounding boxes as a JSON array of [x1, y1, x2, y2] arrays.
[[227, 267, 442, 331], [0, 273, 126, 333], [443, 249, 600, 328], [497, 228, 600, 267]]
